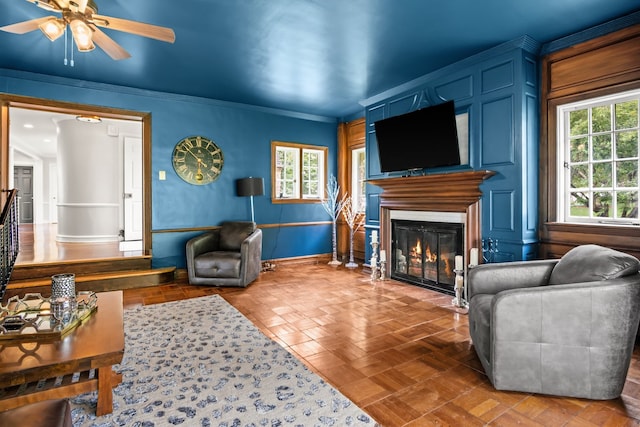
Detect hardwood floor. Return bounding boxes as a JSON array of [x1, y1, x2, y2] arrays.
[[16, 224, 143, 265], [121, 264, 640, 426]]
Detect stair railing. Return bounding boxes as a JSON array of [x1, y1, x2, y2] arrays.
[[0, 189, 19, 301]]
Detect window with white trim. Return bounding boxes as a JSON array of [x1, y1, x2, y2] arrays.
[[557, 89, 639, 225], [272, 141, 327, 202]]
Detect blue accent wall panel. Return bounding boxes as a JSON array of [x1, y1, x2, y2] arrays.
[[481, 61, 514, 93], [481, 96, 515, 166], [366, 131, 384, 179], [364, 190, 381, 262], [368, 104, 385, 124], [525, 57, 537, 88], [152, 231, 204, 268], [261, 224, 332, 261], [388, 93, 421, 116], [434, 76, 473, 102], [153, 224, 333, 269], [366, 191, 381, 224], [525, 93, 539, 235], [363, 37, 541, 262], [490, 190, 515, 232]]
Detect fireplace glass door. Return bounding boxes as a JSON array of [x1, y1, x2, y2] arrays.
[[392, 220, 463, 294]]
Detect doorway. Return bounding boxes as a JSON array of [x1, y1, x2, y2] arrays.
[[1, 95, 152, 265]]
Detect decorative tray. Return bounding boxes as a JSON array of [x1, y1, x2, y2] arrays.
[[0, 292, 98, 343]]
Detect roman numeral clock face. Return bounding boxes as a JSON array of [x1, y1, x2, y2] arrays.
[[172, 136, 224, 185]]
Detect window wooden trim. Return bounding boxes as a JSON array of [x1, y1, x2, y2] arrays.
[[270, 140, 328, 204], [539, 24, 640, 258]]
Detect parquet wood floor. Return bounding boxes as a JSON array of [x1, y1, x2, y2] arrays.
[[123, 264, 640, 426], [16, 224, 143, 265]]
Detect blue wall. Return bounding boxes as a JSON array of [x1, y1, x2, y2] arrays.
[[0, 70, 337, 267], [361, 36, 541, 263]]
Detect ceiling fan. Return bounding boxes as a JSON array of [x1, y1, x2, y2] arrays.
[[0, 0, 175, 60]]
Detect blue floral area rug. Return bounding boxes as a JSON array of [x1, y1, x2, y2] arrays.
[[70, 295, 377, 426]]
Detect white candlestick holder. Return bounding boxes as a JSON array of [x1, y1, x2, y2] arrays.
[[370, 241, 379, 282], [452, 268, 469, 309]]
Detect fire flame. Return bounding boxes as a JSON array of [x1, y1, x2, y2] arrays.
[[412, 240, 438, 263], [425, 244, 437, 263], [443, 257, 453, 277]]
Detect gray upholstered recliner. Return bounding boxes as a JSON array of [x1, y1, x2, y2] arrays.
[[468, 244, 640, 399], [186, 221, 262, 287]]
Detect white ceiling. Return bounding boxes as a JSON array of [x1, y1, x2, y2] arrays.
[[10, 107, 142, 159]]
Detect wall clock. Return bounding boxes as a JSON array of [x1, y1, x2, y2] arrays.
[[172, 136, 224, 185]]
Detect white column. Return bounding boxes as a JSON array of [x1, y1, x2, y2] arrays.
[[56, 119, 119, 242]]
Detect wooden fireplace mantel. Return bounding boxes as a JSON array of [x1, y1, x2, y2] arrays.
[[368, 169, 495, 273], [367, 170, 495, 212]]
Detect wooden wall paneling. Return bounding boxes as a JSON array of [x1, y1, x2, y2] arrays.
[[337, 122, 348, 259], [337, 118, 366, 263], [545, 25, 640, 99], [539, 24, 640, 258]]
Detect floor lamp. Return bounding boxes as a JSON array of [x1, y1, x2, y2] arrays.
[[236, 177, 264, 223]]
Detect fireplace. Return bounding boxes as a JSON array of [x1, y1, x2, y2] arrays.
[[392, 219, 463, 294], [369, 170, 495, 294]]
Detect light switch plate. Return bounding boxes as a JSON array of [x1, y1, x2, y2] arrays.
[[159, 170, 166, 180]]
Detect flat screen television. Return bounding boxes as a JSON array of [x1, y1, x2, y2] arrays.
[[374, 100, 461, 173]]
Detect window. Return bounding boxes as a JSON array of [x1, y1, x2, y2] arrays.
[[351, 147, 366, 212], [272, 141, 327, 202], [557, 89, 639, 225]]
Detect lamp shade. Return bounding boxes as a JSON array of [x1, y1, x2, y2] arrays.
[[236, 177, 264, 197]]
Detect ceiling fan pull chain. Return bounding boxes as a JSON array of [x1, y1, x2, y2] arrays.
[[70, 32, 75, 67], [64, 26, 68, 66]]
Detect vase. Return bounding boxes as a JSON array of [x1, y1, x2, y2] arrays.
[[51, 273, 76, 299], [51, 296, 77, 324]]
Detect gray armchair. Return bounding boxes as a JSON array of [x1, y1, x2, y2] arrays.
[[186, 221, 262, 287], [468, 244, 640, 399]]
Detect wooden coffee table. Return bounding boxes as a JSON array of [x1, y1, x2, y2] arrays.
[[0, 290, 125, 416]]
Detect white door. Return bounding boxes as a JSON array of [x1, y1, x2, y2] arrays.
[[123, 137, 143, 241], [50, 163, 58, 223]]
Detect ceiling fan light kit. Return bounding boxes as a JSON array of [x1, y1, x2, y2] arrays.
[[69, 18, 94, 51], [38, 17, 65, 41], [76, 115, 101, 123], [1, 0, 175, 60]]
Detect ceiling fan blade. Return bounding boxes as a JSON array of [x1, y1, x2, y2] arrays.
[[92, 14, 175, 43], [90, 25, 131, 60], [0, 17, 54, 34]]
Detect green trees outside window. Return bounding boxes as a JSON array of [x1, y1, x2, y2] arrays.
[[271, 141, 327, 203], [561, 92, 639, 224]]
